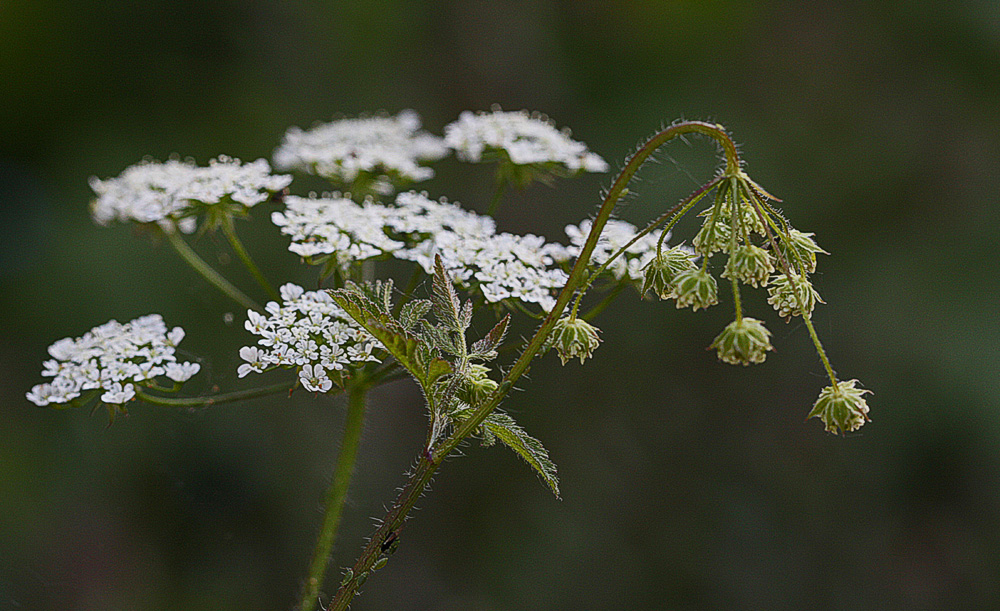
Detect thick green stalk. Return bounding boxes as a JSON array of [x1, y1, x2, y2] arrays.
[[135, 381, 296, 407], [298, 380, 369, 611], [327, 121, 742, 610], [221, 215, 280, 301], [164, 228, 262, 312]]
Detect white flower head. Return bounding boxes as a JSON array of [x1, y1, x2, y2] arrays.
[[238, 284, 385, 392], [27, 314, 200, 407], [444, 109, 609, 175], [273, 110, 449, 190], [90, 156, 292, 233]]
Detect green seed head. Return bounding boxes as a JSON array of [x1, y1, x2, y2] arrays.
[[807, 379, 872, 434], [692, 217, 732, 256], [767, 273, 822, 321], [547, 316, 602, 365], [671, 267, 719, 312], [710, 317, 774, 366], [776, 229, 827, 274], [641, 246, 696, 299], [722, 244, 775, 288]]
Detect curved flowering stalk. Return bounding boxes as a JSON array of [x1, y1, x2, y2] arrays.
[[328, 120, 854, 609]]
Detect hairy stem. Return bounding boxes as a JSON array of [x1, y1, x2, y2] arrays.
[[298, 380, 369, 611], [164, 228, 262, 312], [134, 380, 297, 407], [222, 215, 280, 301], [327, 121, 742, 609]]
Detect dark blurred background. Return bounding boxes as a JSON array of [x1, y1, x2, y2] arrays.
[[2, 1, 999, 610]]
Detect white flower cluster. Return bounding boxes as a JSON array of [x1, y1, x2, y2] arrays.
[[273, 110, 450, 189], [558, 219, 671, 282], [444, 109, 609, 173], [26, 315, 201, 407], [238, 284, 383, 392], [90, 156, 292, 233]]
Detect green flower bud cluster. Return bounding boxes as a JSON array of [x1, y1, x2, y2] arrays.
[[640, 246, 697, 300], [807, 379, 871, 434], [710, 317, 773, 365], [766, 272, 823, 321], [722, 244, 774, 288], [546, 316, 601, 365], [457, 363, 499, 406]]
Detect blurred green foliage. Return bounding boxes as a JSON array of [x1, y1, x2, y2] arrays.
[[2, 1, 999, 609]]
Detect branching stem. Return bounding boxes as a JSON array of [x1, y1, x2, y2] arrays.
[[164, 228, 262, 312], [221, 215, 280, 301], [134, 380, 296, 407]]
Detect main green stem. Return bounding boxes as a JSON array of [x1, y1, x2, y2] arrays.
[[327, 121, 741, 610], [222, 215, 280, 301], [164, 228, 262, 312], [298, 380, 369, 611]]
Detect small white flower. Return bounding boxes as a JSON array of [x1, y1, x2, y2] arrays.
[[101, 382, 136, 405], [299, 364, 333, 393], [164, 362, 201, 383]]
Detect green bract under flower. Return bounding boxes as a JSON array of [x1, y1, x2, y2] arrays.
[[642, 246, 697, 299], [710, 317, 773, 366], [723, 244, 775, 288], [671, 268, 718, 311], [808, 379, 871, 434], [767, 272, 822, 321], [775, 229, 826, 274]]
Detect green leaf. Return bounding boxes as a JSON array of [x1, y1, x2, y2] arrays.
[[431, 254, 462, 329], [454, 408, 560, 498], [470, 314, 510, 360], [399, 299, 432, 332]]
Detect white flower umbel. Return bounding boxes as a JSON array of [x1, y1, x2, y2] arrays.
[[26, 314, 201, 408], [444, 109, 609, 174], [239, 284, 384, 391], [559, 218, 672, 282], [90, 156, 292, 233], [273, 110, 449, 191]]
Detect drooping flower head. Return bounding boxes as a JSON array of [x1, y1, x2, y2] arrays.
[[90, 156, 292, 233], [26, 314, 201, 409], [273, 110, 449, 195], [239, 284, 384, 392]]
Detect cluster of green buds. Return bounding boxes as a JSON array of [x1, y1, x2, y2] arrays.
[[629, 147, 868, 433]]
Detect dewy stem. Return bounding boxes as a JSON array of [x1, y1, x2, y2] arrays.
[[221, 215, 280, 301], [164, 228, 262, 312], [134, 381, 296, 407], [298, 379, 369, 611], [326, 121, 742, 610]]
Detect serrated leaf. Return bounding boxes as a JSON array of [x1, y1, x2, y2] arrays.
[[470, 314, 510, 360], [431, 254, 462, 329], [329, 286, 422, 380], [453, 408, 560, 497], [459, 299, 474, 332], [400, 299, 433, 332]]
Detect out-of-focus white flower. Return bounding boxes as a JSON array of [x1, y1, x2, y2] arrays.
[[239, 284, 384, 392], [273, 110, 449, 189], [27, 314, 200, 407], [90, 156, 292, 233], [444, 109, 608, 173], [558, 219, 674, 282]]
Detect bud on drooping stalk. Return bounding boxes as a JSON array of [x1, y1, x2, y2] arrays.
[[641, 246, 697, 299], [671, 268, 718, 311], [775, 229, 826, 274], [547, 316, 602, 365], [692, 217, 732, 256], [766, 272, 822, 321], [722, 244, 774, 288], [808, 379, 872, 434], [710, 317, 773, 365]]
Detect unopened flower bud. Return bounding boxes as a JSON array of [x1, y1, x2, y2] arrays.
[[458, 364, 499, 405], [808, 379, 871, 434], [671, 268, 718, 311], [722, 244, 774, 288], [710, 317, 773, 365], [767, 273, 822, 321], [692, 217, 732, 256], [776, 229, 826, 274], [547, 316, 601, 365], [641, 247, 696, 299]]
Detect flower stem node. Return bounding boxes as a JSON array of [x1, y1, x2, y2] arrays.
[[671, 268, 718, 311], [767, 273, 822, 321], [547, 316, 601, 365], [710, 318, 773, 366], [808, 379, 872, 434], [722, 244, 774, 288], [641, 247, 697, 299]]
